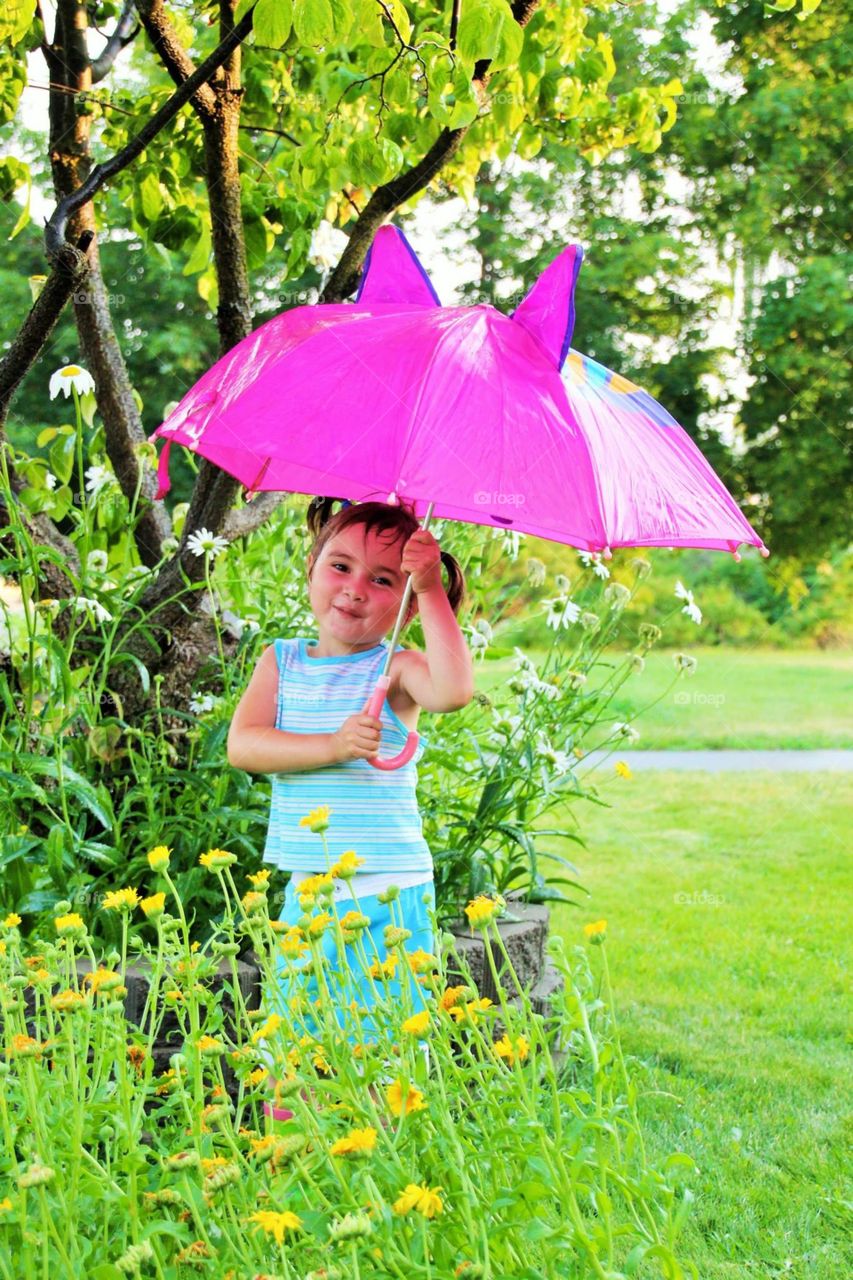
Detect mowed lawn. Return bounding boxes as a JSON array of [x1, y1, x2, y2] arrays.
[[475, 646, 853, 749], [548, 770, 852, 1280]]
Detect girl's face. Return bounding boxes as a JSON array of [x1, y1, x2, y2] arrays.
[[307, 523, 415, 651]]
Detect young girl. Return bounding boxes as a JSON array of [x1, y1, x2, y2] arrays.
[[227, 496, 474, 1110]]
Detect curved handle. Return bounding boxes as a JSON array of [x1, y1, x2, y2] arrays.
[[364, 675, 419, 772]]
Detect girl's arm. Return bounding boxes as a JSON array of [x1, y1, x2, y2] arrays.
[[400, 581, 475, 713], [226, 646, 341, 773]]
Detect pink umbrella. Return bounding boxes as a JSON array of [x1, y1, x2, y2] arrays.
[[151, 225, 767, 767]]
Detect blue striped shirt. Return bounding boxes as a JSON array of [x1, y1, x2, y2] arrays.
[[262, 637, 432, 873]]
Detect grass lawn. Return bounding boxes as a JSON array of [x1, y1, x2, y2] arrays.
[[548, 769, 852, 1280], [475, 646, 853, 749]]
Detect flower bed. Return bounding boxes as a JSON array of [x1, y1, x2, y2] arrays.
[[0, 845, 697, 1278]]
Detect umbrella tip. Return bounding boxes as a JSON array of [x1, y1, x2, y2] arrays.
[[759, 545, 770, 558], [732, 550, 742, 562], [602, 545, 612, 560], [387, 490, 399, 506]]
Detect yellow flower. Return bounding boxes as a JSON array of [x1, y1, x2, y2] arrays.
[[84, 968, 123, 994], [440, 985, 469, 1011], [393, 1182, 444, 1219], [0, 941, 5, 955], [241, 889, 266, 914], [406, 948, 438, 974], [329, 1127, 377, 1158], [196, 1035, 224, 1055], [199, 848, 237, 869], [54, 912, 85, 936], [247, 868, 271, 887], [102, 887, 140, 912], [250, 1013, 283, 1044], [330, 849, 364, 879], [583, 919, 607, 944], [140, 892, 166, 920], [51, 988, 86, 1013], [464, 895, 505, 929], [402, 1010, 431, 1036], [307, 911, 333, 937], [9, 1033, 43, 1058], [492, 1034, 530, 1066], [146, 845, 171, 871], [0, 1197, 12, 1213], [338, 910, 370, 932], [368, 952, 398, 980], [298, 805, 330, 833], [448, 997, 493, 1026], [297, 872, 333, 899], [278, 927, 309, 959], [248, 1066, 268, 1086], [614, 760, 633, 780], [248, 1209, 302, 1242], [386, 1079, 426, 1117], [3, 913, 21, 928]]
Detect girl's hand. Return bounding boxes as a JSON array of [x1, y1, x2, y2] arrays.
[[401, 529, 442, 595], [331, 713, 383, 762]]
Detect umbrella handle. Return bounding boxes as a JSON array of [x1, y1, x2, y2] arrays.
[[363, 676, 419, 771]]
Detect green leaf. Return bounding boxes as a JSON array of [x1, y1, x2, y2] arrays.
[[383, 0, 411, 44], [183, 219, 212, 276], [294, 0, 335, 45], [254, 0, 293, 46], [140, 172, 164, 221], [0, 0, 34, 45]]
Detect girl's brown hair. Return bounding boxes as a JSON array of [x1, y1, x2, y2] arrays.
[[305, 497, 466, 624]]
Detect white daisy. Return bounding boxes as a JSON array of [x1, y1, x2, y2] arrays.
[[189, 693, 222, 715], [673, 652, 698, 675], [555, 573, 571, 593], [544, 596, 581, 630], [674, 580, 702, 625], [579, 550, 610, 580], [86, 550, 109, 574], [49, 364, 95, 400], [604, 582, 630, 608], [467, 628, 488, 652], [612, 721, 640, 744], [474, 618, 494, 644], [84, 464, 113, 495], [526, 558, 546, 587], [511, 647, 536, 673], [185, 528, 229, 559], [73, 596, 113, 624]]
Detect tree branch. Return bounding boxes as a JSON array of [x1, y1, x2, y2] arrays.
[[221, 491, 286, 541], [135, 0, 217, 120], [91, 0, 140, 84], [45, 4, 257, 256], [322, 0, 541, 302]]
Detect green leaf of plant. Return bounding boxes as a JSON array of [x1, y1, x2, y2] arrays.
[[254, 0, 293, 47], [294, 0, 335, 45]]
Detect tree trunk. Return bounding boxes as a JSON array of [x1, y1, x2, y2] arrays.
[[45, 0, 171, 569]]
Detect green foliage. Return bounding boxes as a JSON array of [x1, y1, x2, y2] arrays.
[[0, 883, 697, 1276]]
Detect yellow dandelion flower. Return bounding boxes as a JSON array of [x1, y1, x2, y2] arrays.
[[583, 919, 607, 943], [368, 952, 398, 980], [614, 760, 633, 780], [298, 805, 330, 832], [2, 913, 21, 928], [84, 968, 122, 994], [241, 889, 266, 914], [440, 984, 469, 1011], [247, 868, 271, 887], [330, 849, 364, 879], [402, 1010, 431, 1036], [140, 892, 166, 920], [297, 872, 333, 898], [464, 894, 505, 929], [102, 887, 140, 912], [51, 988, 85, 1013], [0, 941, 5, 955], [250, 1012, 283, 1044], [492, 1034, 530, 1066], [146, 846, 171, 871], [249, 1209, 302, 1242], [406, 948, 438, 974], [9, 1033, 43, 1058], [338, 909, 370, 931], [448, 997, 493, 1026], [385, 1079, 426, 1117], [307, 911, 333, 937], [278, 928, 309, 959], [0, 1197, 12, 1213], [195, 1034, 224, 1055], [199, 848, 237, 869], [54, 912, 85, 936], [247, 1066, 268, 1087], [393, 1182, 444, 1219], [329, 1126, 377, 1158]]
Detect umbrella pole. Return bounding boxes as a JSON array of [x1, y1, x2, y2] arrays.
[[381, 500, 435, 677]]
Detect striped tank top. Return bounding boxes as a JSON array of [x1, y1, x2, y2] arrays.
[[261, 637, 432, 874]]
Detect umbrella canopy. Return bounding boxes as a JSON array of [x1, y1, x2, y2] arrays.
[[151, 225, 767, 560]]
